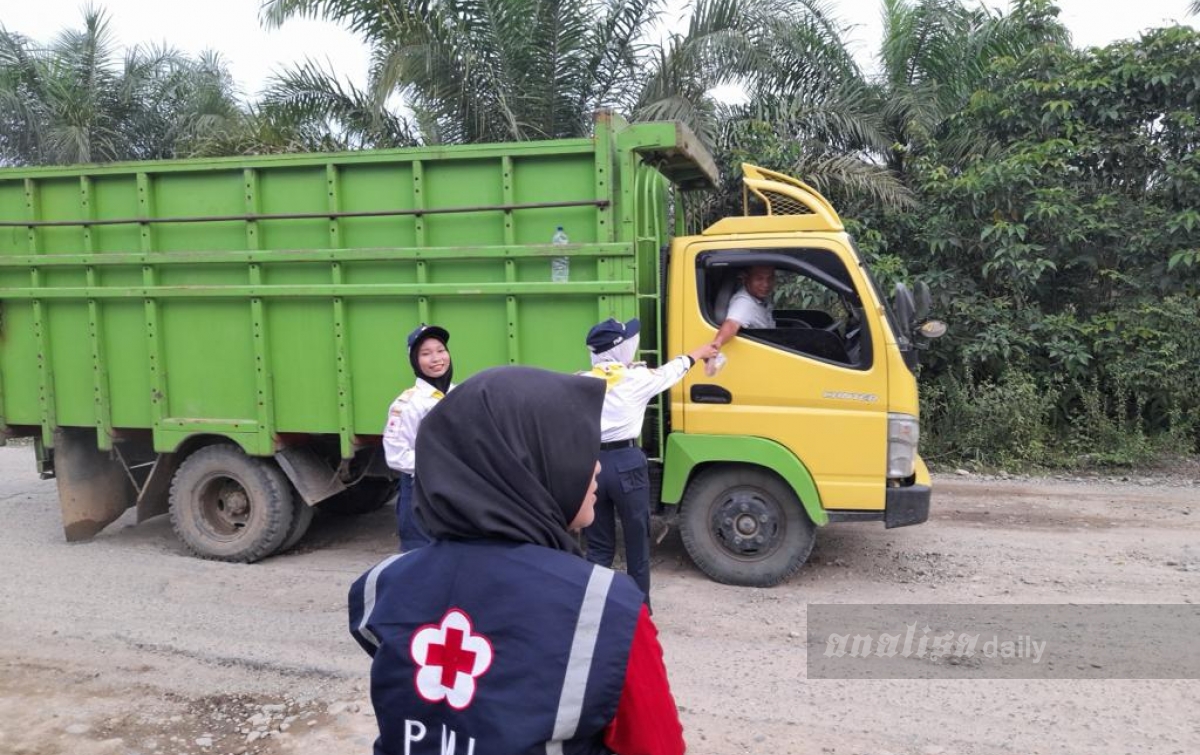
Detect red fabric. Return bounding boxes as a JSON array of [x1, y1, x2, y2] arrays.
[[604, 605, 686, 755]]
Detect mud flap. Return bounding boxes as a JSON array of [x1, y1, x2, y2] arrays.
[[54, 427, 136, 541], [275, 446, 346, 505], [135, 452, 177, 523]]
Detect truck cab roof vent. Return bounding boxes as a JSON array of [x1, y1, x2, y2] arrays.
[[742, 164, 842, 225], [701, 163, 845, 235]]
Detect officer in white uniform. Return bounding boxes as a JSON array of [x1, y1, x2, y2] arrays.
[[383, 324, 454, 550], [583, 317, 718, 602], [715, 265, 777, 346]]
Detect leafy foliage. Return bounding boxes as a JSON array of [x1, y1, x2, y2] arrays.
[[262, 0, 669, 143], [0, 8, 246, 165], [888, 24, 1200, 463], [256, 60, 418, 150]]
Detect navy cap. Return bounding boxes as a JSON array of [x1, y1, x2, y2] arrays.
[[407, 323, 450, 352], [586, 317, 640, 353]]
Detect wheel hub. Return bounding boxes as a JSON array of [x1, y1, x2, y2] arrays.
[[200, 478, 252, 535], [221, 489, 248, 515], [711, 490, 783, 557], [734, 513, 759, 536]]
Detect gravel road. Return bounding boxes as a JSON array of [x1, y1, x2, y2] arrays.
[[1, 444, 1197, 755]]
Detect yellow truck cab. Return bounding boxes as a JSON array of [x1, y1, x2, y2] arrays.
[[662, 165, 933, 586]]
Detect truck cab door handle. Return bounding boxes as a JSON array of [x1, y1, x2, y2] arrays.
[[690, 385, 732, 404]]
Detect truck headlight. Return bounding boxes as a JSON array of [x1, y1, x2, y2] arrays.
[[887, 413, 919, 479]]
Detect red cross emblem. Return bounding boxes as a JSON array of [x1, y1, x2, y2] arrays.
[[410, 609, 493, 709]]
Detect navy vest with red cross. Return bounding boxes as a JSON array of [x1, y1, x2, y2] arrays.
[[349, 540, 644, 755]]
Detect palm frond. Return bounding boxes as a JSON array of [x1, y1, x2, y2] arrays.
[[801, 153, 914, 209], [585, 0, 663, 112], [261, 58, 418, 148]]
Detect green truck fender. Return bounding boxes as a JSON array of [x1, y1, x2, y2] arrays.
[[659, 433, 829, 527]]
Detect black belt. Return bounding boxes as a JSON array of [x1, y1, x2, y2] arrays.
[[600, 439, 638, 451]]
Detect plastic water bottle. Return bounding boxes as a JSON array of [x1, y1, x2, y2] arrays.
[[704, 352, 727, 377], [551, 226, 570, 283]]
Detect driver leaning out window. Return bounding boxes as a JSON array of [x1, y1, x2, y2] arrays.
[[714, 265, 776, 347]]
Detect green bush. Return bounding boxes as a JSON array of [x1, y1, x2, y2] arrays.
[[1062, 379, 1158, 467], [921, 370, 1056, 468], [922, 368, 1198, 471], [901, 29, 1200, 470]]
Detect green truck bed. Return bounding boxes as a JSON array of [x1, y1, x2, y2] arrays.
[[0, 114, 714, 459]]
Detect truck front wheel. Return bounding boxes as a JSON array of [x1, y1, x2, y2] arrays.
[[169, 445, 294, 562], [679, 466, 815, 587]]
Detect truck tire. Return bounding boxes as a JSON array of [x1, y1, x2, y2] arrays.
[[169, 445, 294, 563], [679, 466, 815, 587], [319, 478, 394, 517], [277, 493, 316, 554]]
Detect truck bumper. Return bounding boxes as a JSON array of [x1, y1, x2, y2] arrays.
[[884, 483, 931, 528], [823, 457, 932, 527]]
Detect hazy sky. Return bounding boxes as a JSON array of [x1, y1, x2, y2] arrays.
[[3, 0, 1196, 98]]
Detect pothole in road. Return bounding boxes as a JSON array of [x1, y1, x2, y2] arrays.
[[88, 693, 333, 755]]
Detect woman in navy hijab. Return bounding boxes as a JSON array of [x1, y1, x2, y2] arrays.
[[350, 366, 685, 755]]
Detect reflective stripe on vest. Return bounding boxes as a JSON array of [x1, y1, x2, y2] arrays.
[[357, 553, 405, 648], [546, 566, 615, 755]]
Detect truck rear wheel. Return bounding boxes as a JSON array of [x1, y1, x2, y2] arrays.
[[679, 466, 815, 587], [169, 444, 294, 562], [277, 493, 316, 554]]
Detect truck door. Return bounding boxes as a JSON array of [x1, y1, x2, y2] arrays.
[[675, 244, 890, 511]]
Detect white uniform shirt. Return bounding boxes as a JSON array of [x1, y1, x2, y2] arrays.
[[586, 356, 693, 442], [726, 287, 775, 329], [382, 378, 454, 475]]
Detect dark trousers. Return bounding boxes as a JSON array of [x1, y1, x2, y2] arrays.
[[396, 473, 432, 551], [585, 446, 651, 599]]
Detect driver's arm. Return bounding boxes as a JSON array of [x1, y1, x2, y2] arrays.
[[716, 293, 761, 346], [714, 318, 741, 348]]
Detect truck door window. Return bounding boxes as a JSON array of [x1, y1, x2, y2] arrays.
[[774, 270, 849, 329], [700, 250, 871, 370]]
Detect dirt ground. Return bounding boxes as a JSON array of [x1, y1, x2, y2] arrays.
[[1, 443, 1198, 755]]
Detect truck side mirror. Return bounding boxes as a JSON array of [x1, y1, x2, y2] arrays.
[[917, 320, 947, 339], [892, 283, 915, 339], [914, 281, 931, 321]]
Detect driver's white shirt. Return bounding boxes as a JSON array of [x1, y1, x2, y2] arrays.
[[726, 288, 775, 328]]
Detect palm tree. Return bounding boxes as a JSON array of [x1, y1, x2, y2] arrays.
[[262, 0, 667, 144], [121, 48, 250, 159], [259, 0, 916, 209], [260, 0, 856, 147], [262, 0, 993, 212], [631, 0, 835, 145], [869, 0, 1071, 173], [703, 0, 915, 212], [0, 8, 247, 165]]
